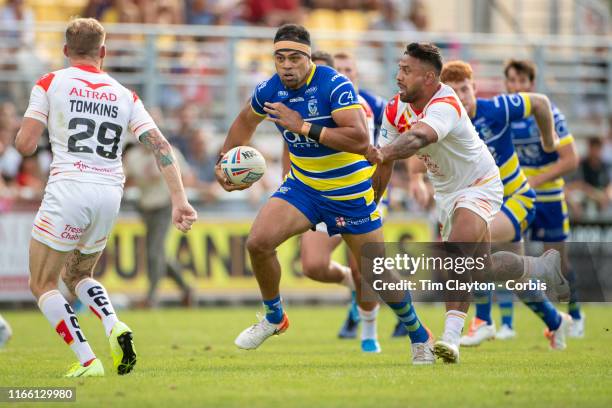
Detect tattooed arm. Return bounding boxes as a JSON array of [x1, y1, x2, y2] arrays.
[[139, 129, 197, 232], [379, 122, 438, 163]]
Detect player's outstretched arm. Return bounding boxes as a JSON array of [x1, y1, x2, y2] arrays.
[[15, 118, 46, 156], [379, 122, 437, 163], [215, 103, 264, 191], [526, 93, 558, 153], [139, 128, 197, 232]]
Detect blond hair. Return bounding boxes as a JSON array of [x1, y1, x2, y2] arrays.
[[65, 18, 105, 59]]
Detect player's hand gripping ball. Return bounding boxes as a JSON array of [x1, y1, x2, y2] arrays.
[[219, 146, 267, 187]]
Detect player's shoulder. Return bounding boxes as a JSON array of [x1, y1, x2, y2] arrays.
[[314, 65, 351, 90], [34, 69, 64, 92], [253, 73, 282, 98], [426, 84, 462, 116], [383, 93, 405, 125], [314, 64, 340, 81]]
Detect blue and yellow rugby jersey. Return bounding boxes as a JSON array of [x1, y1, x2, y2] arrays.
[[511, 103, 574, 202], [251, 64, 373, 202], [472, 93, 534, 199], [472, 93, 537, 240]]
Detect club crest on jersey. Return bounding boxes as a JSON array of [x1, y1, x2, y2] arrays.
[[307, 98, 319, 116]]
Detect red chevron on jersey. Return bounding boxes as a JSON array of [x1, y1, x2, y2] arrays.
[[428, 96, 461, 117], [73, 78, 111, 90], [36, 73, 55, 92], [384, 94, 400, 126]]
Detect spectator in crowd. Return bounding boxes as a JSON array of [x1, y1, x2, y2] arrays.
[[124, 143, 196, 308], [243, 0, 303, 26], [0, 126, 21, 183], [185, 0, 219, 25], [184, 128, 221, 202], [369, 0, 414, 31], [408, 0, 428, 31], [168, 104, 201, 154], [566, 137, 612, 219], [0, 1, 35, 107], [15, 154, 45, 200]]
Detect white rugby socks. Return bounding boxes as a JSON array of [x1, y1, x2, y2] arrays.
[[75, 278, 119, 337], [443, 310, 468, 346], [336, 263, 355, 291], [358, 304, 379, 341], [38, 290, 96, 365]]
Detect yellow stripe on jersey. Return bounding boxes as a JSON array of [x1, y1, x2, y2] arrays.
[[306, 64, 317, 85], [504, 198, 528, 223], [522, 164, 565, 192], [332, 104, 362, 114], [498, 153, 529, 197], [290, 151, 366, 172], [323, 186, 376, 203], [290, 163, 375, 192], [519, 92, 532, 117], [251, 106, 266, 117], [558, 133, 575, 147]]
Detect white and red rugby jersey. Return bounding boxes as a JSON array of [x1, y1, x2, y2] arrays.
[[358, 93, 376, 144], [378, 83, 498, 195], [24, 64, 157, 186]]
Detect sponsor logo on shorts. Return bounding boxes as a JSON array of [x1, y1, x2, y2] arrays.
[[336, 215, 372, 228], [62, 224, 85, 241], [335, 217, 346, 228], [278, 186, 291, 194]]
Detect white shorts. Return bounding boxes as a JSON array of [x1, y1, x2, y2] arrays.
[[315, 200, 388, 234], [32, 180, 123, 254], [436, 176, 503, 241]]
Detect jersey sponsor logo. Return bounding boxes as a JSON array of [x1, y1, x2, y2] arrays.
[[283, 129, 318, 147], [305, 86, 318, 95], [278, 90, 289, 97], [73, 161, 114, 174], [331, 74, 345, 82], [277, 186, 291, 194], [69, 87, 118, 102], [307, 98, 319, 116], [73, 78, 111, 90], [290, 97, 304, 103], [338, 91, 355, 106]]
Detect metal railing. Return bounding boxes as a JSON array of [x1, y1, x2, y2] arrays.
[[0, 22, 610, 137]]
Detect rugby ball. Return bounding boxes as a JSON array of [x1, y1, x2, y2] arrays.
[[220, 146, 266, 185]]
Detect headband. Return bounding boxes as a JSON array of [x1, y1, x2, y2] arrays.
[[274, 41, 311, 57]]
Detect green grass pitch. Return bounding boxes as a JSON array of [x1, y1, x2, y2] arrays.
[[1, 304, 611, 407]]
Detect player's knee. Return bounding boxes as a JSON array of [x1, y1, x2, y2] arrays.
[[246, 234, 275, 257], [28, 276, 57, 299], [61, 270, 86, 296], [301, 258, 328, 280]]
